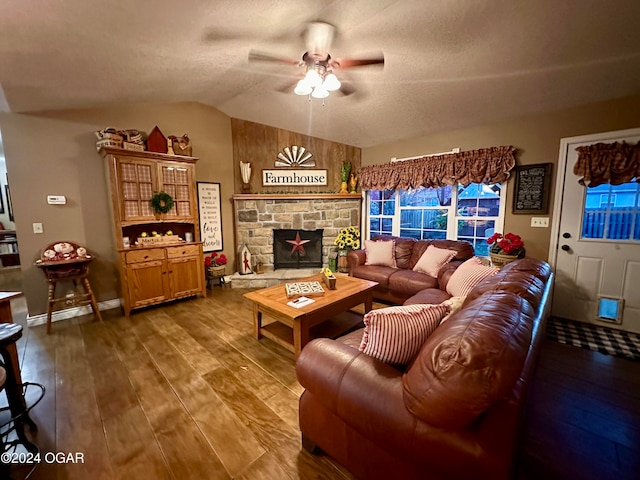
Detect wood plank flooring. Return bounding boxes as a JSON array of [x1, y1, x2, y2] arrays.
[[5, 288, 640, 479]]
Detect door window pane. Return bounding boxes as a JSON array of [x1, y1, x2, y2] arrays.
[[582, 181, 639, 241]]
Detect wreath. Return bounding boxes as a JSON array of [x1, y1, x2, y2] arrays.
[[150, 191, 174, 214]]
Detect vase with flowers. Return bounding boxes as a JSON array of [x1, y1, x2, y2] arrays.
[[205, 251, 228, 276], [334, 226, 360, 272], [487, 232, 525, 268]]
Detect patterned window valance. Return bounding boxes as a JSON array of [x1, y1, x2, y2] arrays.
[[574, 142, 640, 187], [358, 146, 516, 191]]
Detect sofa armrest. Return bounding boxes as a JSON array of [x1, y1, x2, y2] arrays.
[[437, 260, 462, 291], [297, 339, 493, 475], [347, 249, 366, 273], [297, 339, 430, 453]]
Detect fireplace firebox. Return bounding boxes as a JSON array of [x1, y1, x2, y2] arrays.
[[273, 229, 323, 270]]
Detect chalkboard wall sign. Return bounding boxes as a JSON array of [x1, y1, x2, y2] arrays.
[[197, 182, 223, 252], [512, 163, 552, 214]]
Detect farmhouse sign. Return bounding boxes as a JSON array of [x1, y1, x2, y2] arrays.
[[262, 169, 328, 186]]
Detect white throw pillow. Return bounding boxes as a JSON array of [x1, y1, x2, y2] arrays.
[[364, 239, 396, 267], [359, 303, 450, 365], [413, 245, 457, 277], [446, 257, 499, 297]]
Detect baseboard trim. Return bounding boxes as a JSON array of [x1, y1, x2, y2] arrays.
[[27, 299, 121, 327]]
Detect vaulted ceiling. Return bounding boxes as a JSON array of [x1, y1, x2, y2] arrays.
[[1, 0, 639, 148]]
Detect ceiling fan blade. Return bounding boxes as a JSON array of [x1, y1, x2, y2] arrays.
[[338, 83, 356, 96], [248, 50, 300, 66], [333, 54, 384, 69]]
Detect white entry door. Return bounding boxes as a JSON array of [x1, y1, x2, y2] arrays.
[[551, 128, 640, 333]]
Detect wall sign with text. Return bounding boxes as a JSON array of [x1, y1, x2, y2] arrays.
[[197, 182, 223, 252], [262, 169, 328, 186], [512, 163, 552, 214]]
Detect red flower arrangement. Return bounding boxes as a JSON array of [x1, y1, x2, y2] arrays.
[[204, 252, 227, 268], [487, 232, 526, 257]]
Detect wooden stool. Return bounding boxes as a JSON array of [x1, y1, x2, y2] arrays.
[[35, 241, 103, 334]]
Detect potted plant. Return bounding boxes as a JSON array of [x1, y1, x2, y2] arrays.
[[334, 226, 360, 272], [487, 232, 525, 267]]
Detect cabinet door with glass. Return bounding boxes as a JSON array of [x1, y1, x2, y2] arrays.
[[158, 161, 197, 221], [116, 158, 157, 222]]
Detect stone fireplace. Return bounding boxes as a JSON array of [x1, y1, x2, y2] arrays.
[[273, 229, 323, 269], [232, 194, 362, 282]]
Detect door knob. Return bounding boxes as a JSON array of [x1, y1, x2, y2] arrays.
[[562, 232, 571, 238], [561, 244, 570, 251]]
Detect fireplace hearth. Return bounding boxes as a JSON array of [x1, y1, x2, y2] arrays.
[[273, 229, 323, 270]]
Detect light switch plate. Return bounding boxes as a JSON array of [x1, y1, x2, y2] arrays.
[[47, 195, 66, 205], [33, 223, 44, 234], [531, 217, 549, 227]]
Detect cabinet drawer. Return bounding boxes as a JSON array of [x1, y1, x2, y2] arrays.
[[166, 244, 200, 258], [125, 249, 165, 264]]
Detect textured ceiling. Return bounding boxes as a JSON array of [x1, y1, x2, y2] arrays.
[[0, 0, 639, 148]]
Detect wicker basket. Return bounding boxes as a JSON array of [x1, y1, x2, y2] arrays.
[[208, 265, 226, 277], [490, 252, 519, 268]]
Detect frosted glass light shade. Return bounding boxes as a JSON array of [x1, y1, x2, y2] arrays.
[[294, 79, 313, 95], [323, 73, 341, 91], [304, 69, 322, 87], [311, 87, 329, 99]]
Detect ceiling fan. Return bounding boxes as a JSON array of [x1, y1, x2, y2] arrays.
[[248, 21, 384, 99]]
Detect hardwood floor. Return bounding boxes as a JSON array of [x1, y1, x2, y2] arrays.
[[5, 288, 640, 479]]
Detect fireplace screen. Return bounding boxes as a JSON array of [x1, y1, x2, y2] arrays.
[[273, 229, 323, 269]]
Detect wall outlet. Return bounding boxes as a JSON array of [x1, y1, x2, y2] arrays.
[[531, 217, 549, 228], [33, 223, 44, 234]]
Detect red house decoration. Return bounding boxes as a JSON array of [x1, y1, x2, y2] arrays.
[[147, 126, 167, 153]]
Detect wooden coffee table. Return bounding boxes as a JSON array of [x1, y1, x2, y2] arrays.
[[243, 275, 378, 357]]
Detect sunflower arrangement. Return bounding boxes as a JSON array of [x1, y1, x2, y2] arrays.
[[334, 226, 361, 250]]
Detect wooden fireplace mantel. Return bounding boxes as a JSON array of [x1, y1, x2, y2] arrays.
[[232, 193, 361, 201]]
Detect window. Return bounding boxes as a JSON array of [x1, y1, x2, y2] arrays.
[[582, 180, 639, 241], [366, 183, 506, 256]]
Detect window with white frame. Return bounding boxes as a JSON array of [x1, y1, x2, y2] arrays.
[[366, 183, 506, 256]]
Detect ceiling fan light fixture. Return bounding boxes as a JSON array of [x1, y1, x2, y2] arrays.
[[323, 73, 341, 91], [294, 79, 313, 96], [311, 87, 329, 99]]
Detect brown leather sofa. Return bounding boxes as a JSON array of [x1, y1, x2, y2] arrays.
[[347, 236, 475, 305], [296, 257, 553, 480]]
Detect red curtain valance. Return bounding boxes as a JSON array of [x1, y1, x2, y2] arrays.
[[358, 146, 516, 191], [574, 142, 640, 187]]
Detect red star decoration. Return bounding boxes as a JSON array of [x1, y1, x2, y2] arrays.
[[286, 231, 310, 255]]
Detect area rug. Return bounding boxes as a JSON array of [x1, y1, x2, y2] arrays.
[[546, 317, 640, 361]]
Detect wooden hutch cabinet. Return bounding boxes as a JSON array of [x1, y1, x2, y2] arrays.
[[100, 147, 206, 316]]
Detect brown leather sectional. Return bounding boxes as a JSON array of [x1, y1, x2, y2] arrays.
[[347, 236, 475, 305], [296, 257, 553, 480]]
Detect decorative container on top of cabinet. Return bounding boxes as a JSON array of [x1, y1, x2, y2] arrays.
[[100, 147, 206, 316]]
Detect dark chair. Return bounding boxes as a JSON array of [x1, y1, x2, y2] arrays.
[[35, 241, 102, 334], [0, 323, 45, 479]]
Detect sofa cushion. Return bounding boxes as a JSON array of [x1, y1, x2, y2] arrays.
[[350, 264, 396, 289], [403, 288, 451, 306], [359, 303, 450, 366], [413, 245, 457, 277], [402, 292, 535, 428], [364, 239, 396, 267], [446, 257, 498, 297], [387, 270, 439, 297]]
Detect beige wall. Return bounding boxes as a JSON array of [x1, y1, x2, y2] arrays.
[[362, 94, 640, 261], [0, 102, 233, 316]]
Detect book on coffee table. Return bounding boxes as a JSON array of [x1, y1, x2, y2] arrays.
[[284, 281, 325, 298]]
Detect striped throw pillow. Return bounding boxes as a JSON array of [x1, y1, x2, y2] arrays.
[[359, 303, 450, 366], [446, 257, 499, 297], [413, 245, 457, 277]]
